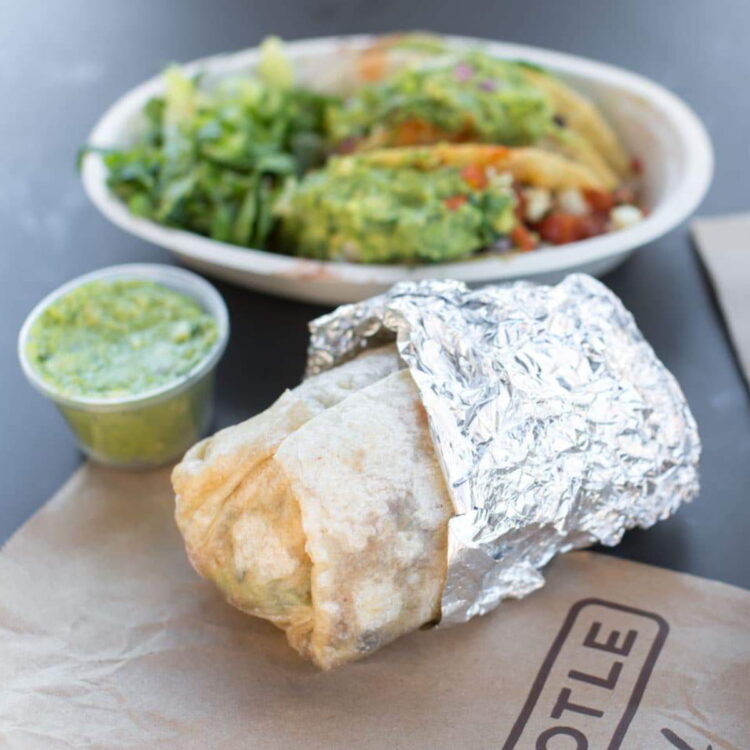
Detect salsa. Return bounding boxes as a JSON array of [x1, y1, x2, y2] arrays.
[[26, 279, 218, 400]]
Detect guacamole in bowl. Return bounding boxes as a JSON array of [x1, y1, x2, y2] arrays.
[[327, 50, 555, 148], [19, 265, 229, 468], [26, 279, 219, 400], [275, 155, 516, 263]]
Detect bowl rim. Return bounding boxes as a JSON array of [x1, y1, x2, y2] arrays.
[[18, 263, 230, 411], [80, 34, 714, 286]]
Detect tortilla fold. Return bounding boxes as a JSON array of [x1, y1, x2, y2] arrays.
[[522, 68, 631, 177], [541, 129, 619, 190], [173, 347, 454, 669]]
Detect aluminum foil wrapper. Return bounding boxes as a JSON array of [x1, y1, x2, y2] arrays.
[[306, 275, 701, 626]]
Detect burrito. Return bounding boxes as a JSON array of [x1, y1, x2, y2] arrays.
[[174, 276, 699, 669], [173, 346, 453, 669]]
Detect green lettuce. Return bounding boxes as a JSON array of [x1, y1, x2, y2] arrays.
[[101, 40, 334, 249]]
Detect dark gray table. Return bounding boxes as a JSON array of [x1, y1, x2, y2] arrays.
[[2, 0, 748, 589]]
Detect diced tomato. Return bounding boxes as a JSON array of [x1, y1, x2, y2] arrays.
[[392, 118, 450, 147], [402, 119, 477, 146], [577, 212, 609, 238], [511, 223, 536, 252], [537, 212, 608, 245], [444, 194, 468, 211], [460, 164, 488, 190], [583, 188, 615, 212], [538, 213, 580, 244]]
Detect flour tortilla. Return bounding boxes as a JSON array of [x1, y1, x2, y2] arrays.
[[173, 347, 402, 641], [541, 129, 619, 190], [521, 68, 631, 177], [275, 369, 453, 668], [173, 348, 454, 669], [347, 143, 608, 191]]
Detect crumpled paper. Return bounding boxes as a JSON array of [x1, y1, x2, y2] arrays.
[[307, 275, 701, 624]]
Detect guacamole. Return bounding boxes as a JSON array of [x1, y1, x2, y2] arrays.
[[327, 50, 554, 147], [23, 277, 222, 468], [26, 279, 218, 399], [276, 157, 516, 263], [58, 373, 214, 467]]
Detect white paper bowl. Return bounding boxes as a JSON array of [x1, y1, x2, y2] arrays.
[[18, 264, 229, 468], [81, 35, 713, 305]]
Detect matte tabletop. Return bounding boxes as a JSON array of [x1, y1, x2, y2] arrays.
[[2, 0, 749, 590]]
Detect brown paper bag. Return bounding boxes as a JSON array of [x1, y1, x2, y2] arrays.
[[1, 464, 748, 749]]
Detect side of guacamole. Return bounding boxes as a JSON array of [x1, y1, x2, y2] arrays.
[[59, 372, 214, 467], [327, 51, 554, 147], [24, 277, 222, 468], [275, 156, 516, 263], [26, 279, 218, 400]]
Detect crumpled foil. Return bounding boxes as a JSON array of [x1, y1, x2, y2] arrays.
[[306, 275, 701, 626]]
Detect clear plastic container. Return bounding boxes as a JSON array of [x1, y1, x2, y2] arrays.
[[18, 264, 229, 469]]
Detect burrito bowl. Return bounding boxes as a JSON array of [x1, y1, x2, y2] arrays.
[[18, 264, 229, 468], [81, 34, 712, 303]]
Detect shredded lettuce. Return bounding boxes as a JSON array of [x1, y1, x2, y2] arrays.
[[101, 41, 333, 249]]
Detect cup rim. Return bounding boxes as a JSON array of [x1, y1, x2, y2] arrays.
[[18, 263, 230, 412]]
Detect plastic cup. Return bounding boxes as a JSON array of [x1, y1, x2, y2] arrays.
[[18, 263, 229, 469]]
